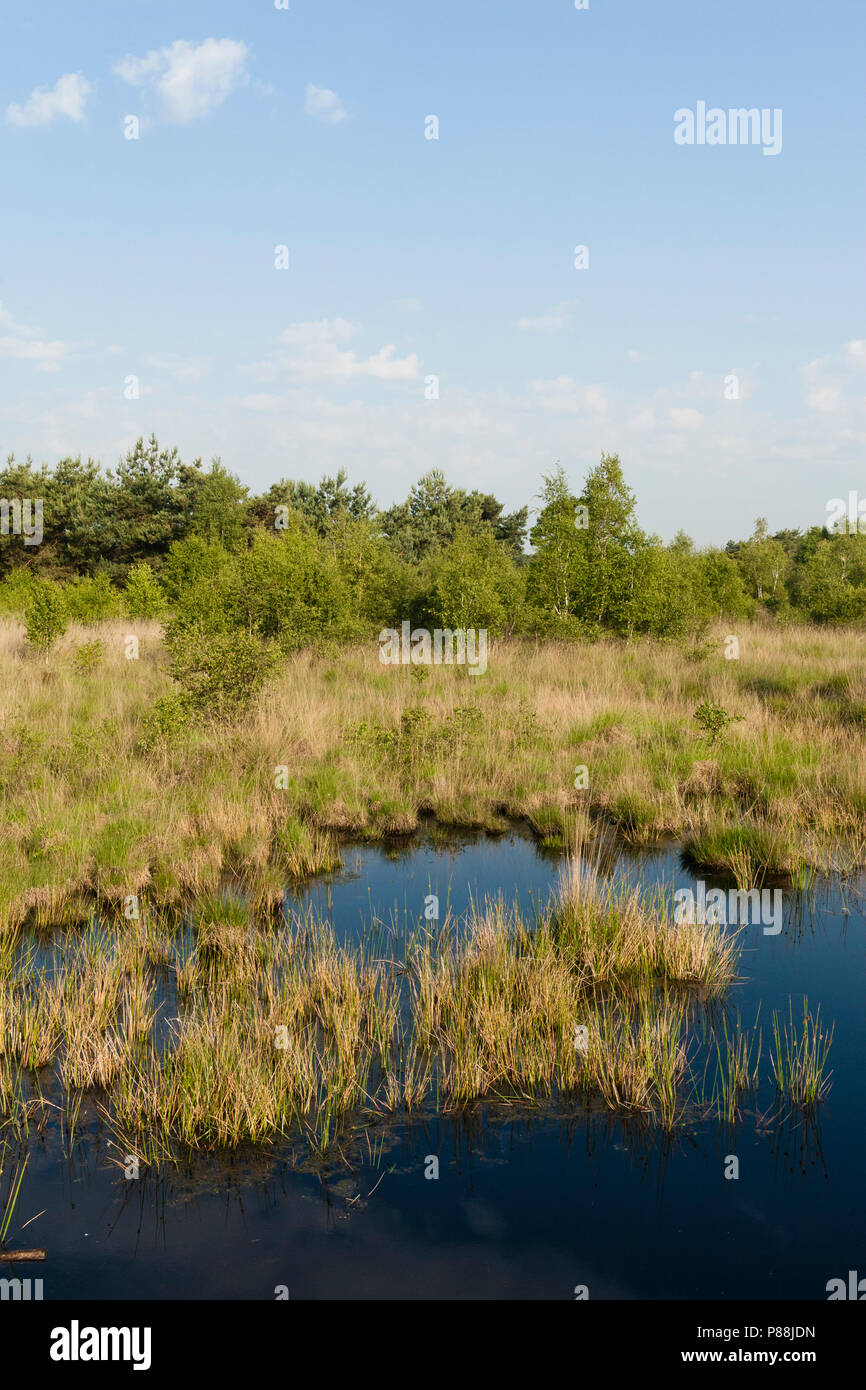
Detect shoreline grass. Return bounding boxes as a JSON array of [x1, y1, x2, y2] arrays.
[[0, 618, 863, 930], [0, 837, 833, 1161]]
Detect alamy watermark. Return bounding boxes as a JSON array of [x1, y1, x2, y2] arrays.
[[1, 1277, 43, 1300], [674, 103, 782, 156], [674, 880, 782, 935], [379, 623, 488, 676], [0, 498, 43, 546], [826, 492, 866, 534]]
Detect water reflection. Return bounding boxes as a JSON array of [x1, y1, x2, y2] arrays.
[[2, 827, 864, 1299]]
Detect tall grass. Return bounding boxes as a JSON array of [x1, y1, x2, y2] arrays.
[[0, 619, 863, 930], [770, 1000, 834, 1106], [0, 844, 768, 1154], [0, 1140, 28, 1246]]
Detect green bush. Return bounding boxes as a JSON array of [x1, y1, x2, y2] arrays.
[[0, 569, 40, 617], [73, 639, 104, 673], [165, 623, 279, 719], [25, 579, 68, 652], [124, 562, 166, 619], [63, 574, 120, 622], [693, 701, 743, 746], [138, 691, 194, 751]]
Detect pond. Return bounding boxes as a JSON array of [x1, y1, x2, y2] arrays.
[[3, 828, 865, 1300]]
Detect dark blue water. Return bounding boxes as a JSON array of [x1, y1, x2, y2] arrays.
[[4, 831, 865, 1299]]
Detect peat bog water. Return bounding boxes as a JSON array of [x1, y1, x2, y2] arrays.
[[4, 828, 865, 1300]]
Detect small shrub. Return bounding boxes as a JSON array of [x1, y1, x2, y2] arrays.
[[449, 705, 484, 736], [138, 692, 193, 751], [165, 624, 278, 719], [693, 701, 743, 746], [25, 579, 68, 652], [684, 639, 714, 664], [73, 640, 104, 674]]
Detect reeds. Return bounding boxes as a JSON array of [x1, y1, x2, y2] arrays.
[[710, 1014, 762, 1123], [0, 1140, 28, 1246], [770, 999, 834, 1107], [0, 801, 838, 1159]]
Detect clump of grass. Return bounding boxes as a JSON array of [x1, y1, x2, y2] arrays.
[[592, 994, 691, 1128], [553, 850, 739, 993], [683, 822, 804, 881], [710, 1014, 762, 1122], [770, 999, 834, 1107], [0, 1139, 29, 1245], [272, 818, 342, 878]]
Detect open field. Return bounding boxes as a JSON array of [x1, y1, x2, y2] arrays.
[[0, 618, 863, 932], [3, 612, 848, 1155]]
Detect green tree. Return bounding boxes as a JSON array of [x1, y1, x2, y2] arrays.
[[697, 549, 752, 621], [423, 525, 524, 633], [124, 562, 167, 619], [526, 465, 587, 623], [798, 532, 866, 623], [381, 470, 527, 564], [179, 459, 249, 550], [575, 452, 642, 629], [737, 517, 790, 610], [105, 435, 187, 572]]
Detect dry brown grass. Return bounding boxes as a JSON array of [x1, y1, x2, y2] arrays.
[[0, 618, 862, 929]]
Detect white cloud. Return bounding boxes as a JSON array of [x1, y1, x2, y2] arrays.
[[6, 72, 92, 128], [114, 39, 249, 123], [305, 84, 348, 124], [393, 298, 423, 313], [269, 318, 419, 382], [0, 302, 70, 371], [280, 318, 356, 348], [803, 345, 866, 420], [517, 301, 576, 333], [668, 407, 704, 429], [585, 385, 609, 413], [806, 385, 842, 414], [145, 353, 212, 382], [529, 376, 607, 413], [6, 339, 863, 549]]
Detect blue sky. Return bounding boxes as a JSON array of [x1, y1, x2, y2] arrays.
[[1, 0, 863, 542]]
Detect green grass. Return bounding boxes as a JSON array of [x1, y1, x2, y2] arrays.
[[770, 1000, 834, 1107], [0, 836, 832, 1159], [0, 619, 864, 930]]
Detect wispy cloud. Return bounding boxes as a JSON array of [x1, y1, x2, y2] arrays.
[[144, 353, 212, 382], [516, 301, 576, 333], [529, 375, 608, 413], [668, 407, 704, 429], [6, 72, 92, 127], [114, 39, 249, 123], [0, 302, 70, 371], [280, 319, 418, 381], [244, 318, 419, 384], [803, 340, 866, 417], [304, 84, 348, 124]]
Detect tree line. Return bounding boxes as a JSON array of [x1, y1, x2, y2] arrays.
[[1, 436, 864, 640]]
